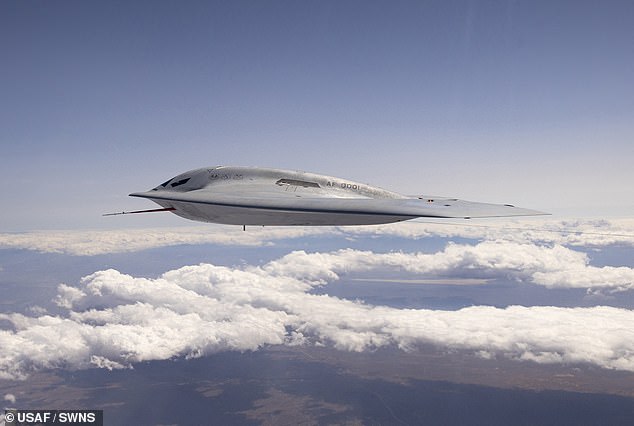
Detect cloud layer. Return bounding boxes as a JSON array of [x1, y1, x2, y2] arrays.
[[2, 246, 634, 380], [0, 226, 327, 256], [1, 218, 633, 256]]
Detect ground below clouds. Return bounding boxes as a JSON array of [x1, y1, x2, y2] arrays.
[[2, 346, 634, 426]]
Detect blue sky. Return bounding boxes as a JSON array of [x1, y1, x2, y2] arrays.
[[1, 0, 633, 230]]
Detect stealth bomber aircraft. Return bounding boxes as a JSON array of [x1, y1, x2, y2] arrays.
[[107, 166, 546, 226]]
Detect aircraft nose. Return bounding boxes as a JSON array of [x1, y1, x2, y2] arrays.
[[129, 191, 155, 199]]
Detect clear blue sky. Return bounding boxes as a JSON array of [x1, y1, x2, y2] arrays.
[[2, 0, 633, 230]]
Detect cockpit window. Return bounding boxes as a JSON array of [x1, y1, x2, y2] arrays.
[[160, 179, 173, 188], [170, 178, 190, 188]]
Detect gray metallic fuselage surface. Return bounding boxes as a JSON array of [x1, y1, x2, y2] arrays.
[[128, 166, 547, 226]]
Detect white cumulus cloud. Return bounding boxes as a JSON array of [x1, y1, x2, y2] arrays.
[[1, 247, 634, 380], [263, 243, 634, 290]]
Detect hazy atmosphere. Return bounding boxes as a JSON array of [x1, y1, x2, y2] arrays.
[[2, 1, 633, 425]]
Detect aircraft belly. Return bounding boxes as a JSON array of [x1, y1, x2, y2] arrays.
[[166, 201, 414, 226]]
